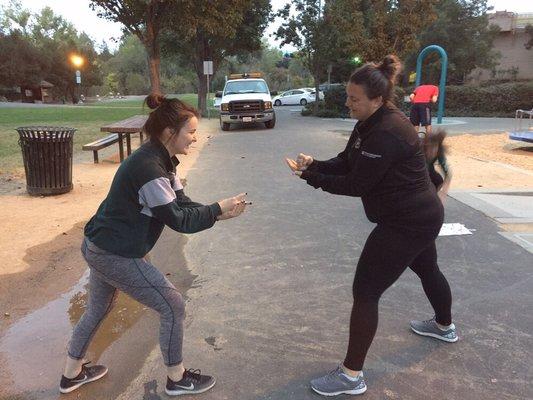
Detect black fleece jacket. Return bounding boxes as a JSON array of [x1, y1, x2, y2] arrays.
[[85, 139, 222, 258], [301, 104, 443, 231]]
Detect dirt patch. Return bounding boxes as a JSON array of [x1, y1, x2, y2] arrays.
[[444, 133, 533, 190], [0, 120, 219, 338], [0, 223, 86, 321]]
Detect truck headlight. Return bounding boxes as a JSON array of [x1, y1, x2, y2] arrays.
[[221, 103, 229, 111], [264, 101, 273, 109]]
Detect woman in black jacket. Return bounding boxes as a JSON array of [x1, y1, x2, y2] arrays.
[[286, 55, 457, 397]]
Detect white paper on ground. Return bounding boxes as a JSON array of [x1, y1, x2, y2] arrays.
[[438, 223, 473, 236]]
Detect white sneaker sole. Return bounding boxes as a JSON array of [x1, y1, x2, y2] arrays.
[[59, 368, 108, 394], [311, 385, 367, 396], [165, 378, 216, 396], [410, 326, 459, 343]]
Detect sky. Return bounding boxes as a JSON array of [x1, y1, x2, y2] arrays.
[[0, 0, 531, 53]]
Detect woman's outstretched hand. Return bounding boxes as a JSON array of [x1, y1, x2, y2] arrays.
[[217, 193, 248, 221], [286, 153, 313, 177], [296, 153, 313, 169]]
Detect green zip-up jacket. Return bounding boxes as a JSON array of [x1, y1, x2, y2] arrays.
[[84, 139, 222, 258]]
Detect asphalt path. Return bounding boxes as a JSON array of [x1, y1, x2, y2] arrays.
[[115, 106, 532, 399]]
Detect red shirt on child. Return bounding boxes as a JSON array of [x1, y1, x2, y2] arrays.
[[412, 85, 439, 103]]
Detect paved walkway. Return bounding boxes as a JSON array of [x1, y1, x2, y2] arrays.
[[323, 114, 519, 135]]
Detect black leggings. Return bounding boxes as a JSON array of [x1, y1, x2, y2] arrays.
[[343, 224, 452, 371]]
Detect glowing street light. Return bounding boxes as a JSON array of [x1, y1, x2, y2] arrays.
[[70, 54, 84, 68]]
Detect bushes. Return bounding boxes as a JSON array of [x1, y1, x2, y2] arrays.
[[302, 101, 346, 118], [302, 81, 533, 118], [445, 82, 533, 117], [324, 85, 348, 115], [301, 85, 350, 118]]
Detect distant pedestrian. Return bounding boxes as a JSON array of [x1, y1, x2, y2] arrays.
[[60, 93, 248, 396], [410, 84, 439, 134], [286, 55, 457, 397]]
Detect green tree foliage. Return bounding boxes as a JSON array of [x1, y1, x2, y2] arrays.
[[211, 41, 313, 93], [405, 0, 500, 85], [101, 34, 148, 94], [0, 31, 44, 88], [0, 0, 31, 35], [0, 1, 101, 101], [161, 0, 271, 113], [98, 33, 197, 95], [276, 0, 342, 111], [351, 0, 437, 60], [276, 0, 437, 107], [89, 0, 174, 93]]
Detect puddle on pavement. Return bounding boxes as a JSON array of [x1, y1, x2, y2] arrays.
[[0, 232, 197, 399]]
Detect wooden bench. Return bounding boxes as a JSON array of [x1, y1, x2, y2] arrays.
[[83, 115, 148, 164], [82, 134, 119, 163]]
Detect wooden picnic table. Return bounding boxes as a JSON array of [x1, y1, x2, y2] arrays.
[[100, 114, 148, 162]]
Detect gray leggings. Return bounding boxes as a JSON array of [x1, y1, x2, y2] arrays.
[[68, 238, 185, 366]]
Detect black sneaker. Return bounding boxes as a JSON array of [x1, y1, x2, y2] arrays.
[[165, 368, 216, 396], [59, 361, 108, 394]]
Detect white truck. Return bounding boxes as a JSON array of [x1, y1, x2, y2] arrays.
[[216, 73, 275, 131]]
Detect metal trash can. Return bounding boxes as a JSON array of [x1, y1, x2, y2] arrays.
[[16, 126, 76, 196]]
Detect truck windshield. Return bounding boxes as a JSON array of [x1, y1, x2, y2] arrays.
[[224, 80, 268, 95]]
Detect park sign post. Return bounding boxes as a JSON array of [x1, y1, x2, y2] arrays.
[[204, 61, 213, 119]]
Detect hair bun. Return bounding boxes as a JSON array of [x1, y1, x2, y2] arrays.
[[378, 54, 402, 82], [145, 92, 166, 110]]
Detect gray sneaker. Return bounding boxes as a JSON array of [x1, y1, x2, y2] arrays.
[[410, 317, 458, 342], [310, 366, 367, 396]]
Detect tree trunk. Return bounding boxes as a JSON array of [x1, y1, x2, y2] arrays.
[[313, 66, 321, 114], [146, 46, 161, 94], [144, 1, 161, 94], [196, 68, 207, 114]]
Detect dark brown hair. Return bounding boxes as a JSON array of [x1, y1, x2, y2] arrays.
[[423, 128, 448, 157], [143, 93, 200, 140], [349, 55, 402, 104]]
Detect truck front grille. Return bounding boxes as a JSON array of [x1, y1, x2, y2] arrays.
[[230, 101, 262, 113]]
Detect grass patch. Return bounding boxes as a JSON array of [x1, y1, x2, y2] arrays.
[[0, 105, 147, 173], [0, 94, 218, 173]]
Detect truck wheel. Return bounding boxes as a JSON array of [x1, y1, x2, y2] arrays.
[[265, 115, 276, 129], [220, 119, 230, 131]]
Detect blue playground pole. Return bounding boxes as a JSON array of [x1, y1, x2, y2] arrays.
[[415, 45, 448, 124]]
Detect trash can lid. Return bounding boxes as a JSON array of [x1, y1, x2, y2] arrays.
[[16, 126, 77, 132]]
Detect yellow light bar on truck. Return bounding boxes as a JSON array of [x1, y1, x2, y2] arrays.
[[229, 72, 262, 80]]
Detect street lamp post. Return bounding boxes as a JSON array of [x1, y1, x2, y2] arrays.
[[69, 54, 84, 104]]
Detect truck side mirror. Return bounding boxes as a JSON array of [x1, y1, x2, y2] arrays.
[[270, 91, 278, 96], [215, 91, 223, 98]]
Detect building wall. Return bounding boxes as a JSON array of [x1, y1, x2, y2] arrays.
[[469, 11, 533, 82]]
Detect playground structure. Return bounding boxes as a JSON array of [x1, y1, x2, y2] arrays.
[[509, 108, 533, 143], [415, 45, 448, 124]]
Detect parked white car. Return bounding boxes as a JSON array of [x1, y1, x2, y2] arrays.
[[302, 87, 325, 101], [273, 88, 323, 106]]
